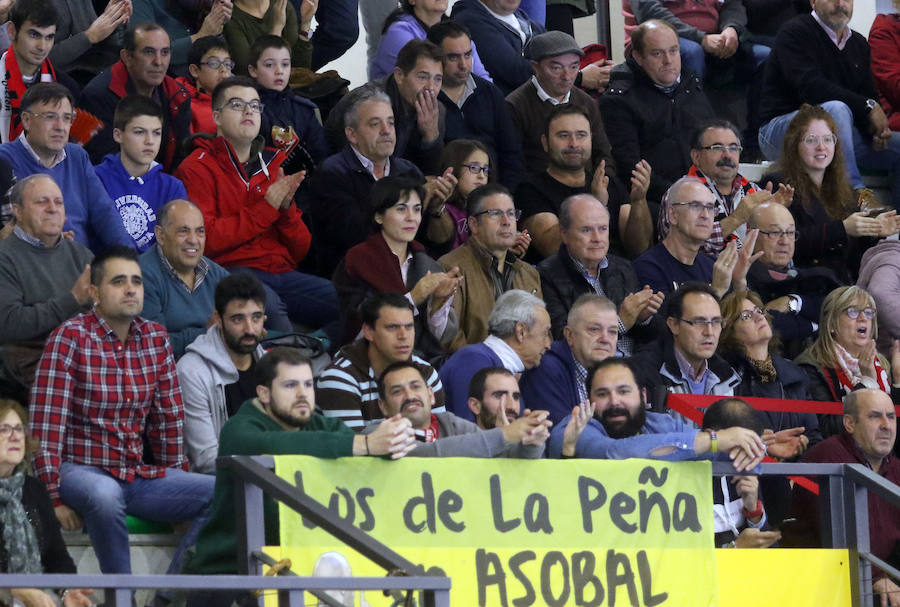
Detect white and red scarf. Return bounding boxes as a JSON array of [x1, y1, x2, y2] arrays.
[[0, 44, 56, 143]]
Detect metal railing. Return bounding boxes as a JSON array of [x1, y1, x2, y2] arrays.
[[714, 461, 900, 607]]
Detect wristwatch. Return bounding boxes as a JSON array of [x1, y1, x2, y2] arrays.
[[788, 295, 800, 314], [866, 99, 879, 113]]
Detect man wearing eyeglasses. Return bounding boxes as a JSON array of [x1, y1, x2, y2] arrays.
[[80, 22, 192, 171], [175, 76, 339, 340], [657, 120, 791, 257], [438, 183, 541, 351]]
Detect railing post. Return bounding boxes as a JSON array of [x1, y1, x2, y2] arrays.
[[235, 473, 267, 577], [852, 481, 874, 607], [820, 473, 850, 548], [277, 588, 305, 606]]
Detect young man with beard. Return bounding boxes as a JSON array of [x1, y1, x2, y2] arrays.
[[547, 357, 765, 466], [467, 366, 522, 429], [176, 273, 269, 474]]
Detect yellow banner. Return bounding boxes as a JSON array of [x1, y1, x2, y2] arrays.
[[274, 456, 716, 606]]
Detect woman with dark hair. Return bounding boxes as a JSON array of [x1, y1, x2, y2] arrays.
[[332, 175, 462, 363], [0, 399, 92, 606], [762, 104, 900, 282], [368, 0, 491, 81]]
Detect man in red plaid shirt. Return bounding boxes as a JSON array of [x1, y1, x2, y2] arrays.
[[30, 245, 215, 574]]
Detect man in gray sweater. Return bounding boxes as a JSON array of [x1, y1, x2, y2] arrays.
[[0, 174, 92, 387], [372, 360, 551, 458]]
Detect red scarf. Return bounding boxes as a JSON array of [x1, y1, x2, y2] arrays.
[[834, 357, 890, 395], [414, 414, 441, 443], [1, 45, 56, 142], [343, 232, 424, 294]]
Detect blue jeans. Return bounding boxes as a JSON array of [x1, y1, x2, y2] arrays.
[[678, 37, 769, 81], [59, 463, 215, 574], [230, 267, 339, 340], [311, 0, 360, 69], [758, 100, 900, 209]]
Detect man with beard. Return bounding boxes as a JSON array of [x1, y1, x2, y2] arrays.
[[547, 357, 765, 466], [656, 120, 789, 257], [468, 366, 522, 429], [140, 199, 230, 359], [373, 360, 550, 457], [176, 273, 269, 474], [185, 347, 416, 604]]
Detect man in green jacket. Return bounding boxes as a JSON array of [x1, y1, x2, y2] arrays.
[[185, 347, 416, 607]]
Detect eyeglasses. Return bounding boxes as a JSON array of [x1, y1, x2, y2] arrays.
[[0, 424, 24, 438], [699, 144, 743, 154], [217, 98, 264, 114], [844, 307, 876, 320], [737, 306, 766, 322], [462, 164, 490, 176], [758, 229, 799, 240], [199, 58, 235, 70], [671, 200, 717, 214], [678, 317, 724, 329], [473, 208, 521, 221], [24, 111, 76, 124], [802, 134, 837, 147]]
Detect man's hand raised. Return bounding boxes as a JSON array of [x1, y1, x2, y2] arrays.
[[265, 169, 305, 210], [362, 415, 416, 459], [501, 410, 551, 445]]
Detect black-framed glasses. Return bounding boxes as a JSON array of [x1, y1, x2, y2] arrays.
[[671, 200, 717, 213], [678, 317, 724, 329], [737, 306, 766, 322], [699, 144, 743, 154], [844, 307, 876, 320], [216, 98, 264, 113], [463, 163, 490, 176], [0, 424, 24, 438], [473, 208, 521, 221], [758, 229, 799, 240], [199, 58, 235, 70]]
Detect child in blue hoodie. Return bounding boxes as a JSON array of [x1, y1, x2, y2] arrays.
[[248, 35, 329, 174], [95, 95, 188, 252]]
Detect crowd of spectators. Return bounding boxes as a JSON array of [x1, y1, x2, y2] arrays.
[[0, 0, 898, 603]]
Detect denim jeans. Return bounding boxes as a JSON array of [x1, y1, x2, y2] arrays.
[[59, 463, 215, 574], [678, 37, 769, 82], [759, 100, 900, 209]]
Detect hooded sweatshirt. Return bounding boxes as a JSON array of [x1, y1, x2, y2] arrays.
[[176, 325, 267, 474], [857, 240, 900, 354], [95, 153, 188, 251]]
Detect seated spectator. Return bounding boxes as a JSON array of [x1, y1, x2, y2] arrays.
[[440, 289, 550, 420], [316, 293, 446, 431], [506, 32, 620, 187], [701, 398, 781, 548], [548, 357, 765, 465], [176, 76, 338, 337], [139, 199, 230, 358], [858, 240, 900, 355], [132, 0, 233, 73], [177, 35, 235, 135], [784, 388, 900, 602], [746, 201, 842, 349], [332, 176, 461, 363], [0, 175, 92, 388], [634, 177, 758, 298], [795, 285, 900, 439], [304, 84, 426, 278], [48, 0, 130, 86], [516, 106, 653, 259], [370, 0, 492, 82], [758, 0, 900, 211], [539, 194, 663, 346], [373, 360, 550, 456], [870, 4, 900, 131], [0, 399, 94, 607], [599, 19, 715, 204], [438, 184, 541, 350], [0, 83, 132, 251], [468, 366, 521, 429], [631, 283, 742, 414], [520, 294, 619, 424], [177, 273, 268, 474], [31, 246, 216, 575], [0, 0, 78, 143], [225, 0, 312, 74], [95, 95, 189, 252], [450, 0, 545, 95], [427, 21, 524, 191], [183, 347, 416, 603], [761, 105, 900, 284], [248, 35, 329, 171], [80, 23, 192, 171], [657, 119, 787, 256]]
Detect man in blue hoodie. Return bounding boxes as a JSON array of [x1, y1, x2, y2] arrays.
[[95, 95, 188, 251], [0, 82, 133, 252]]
